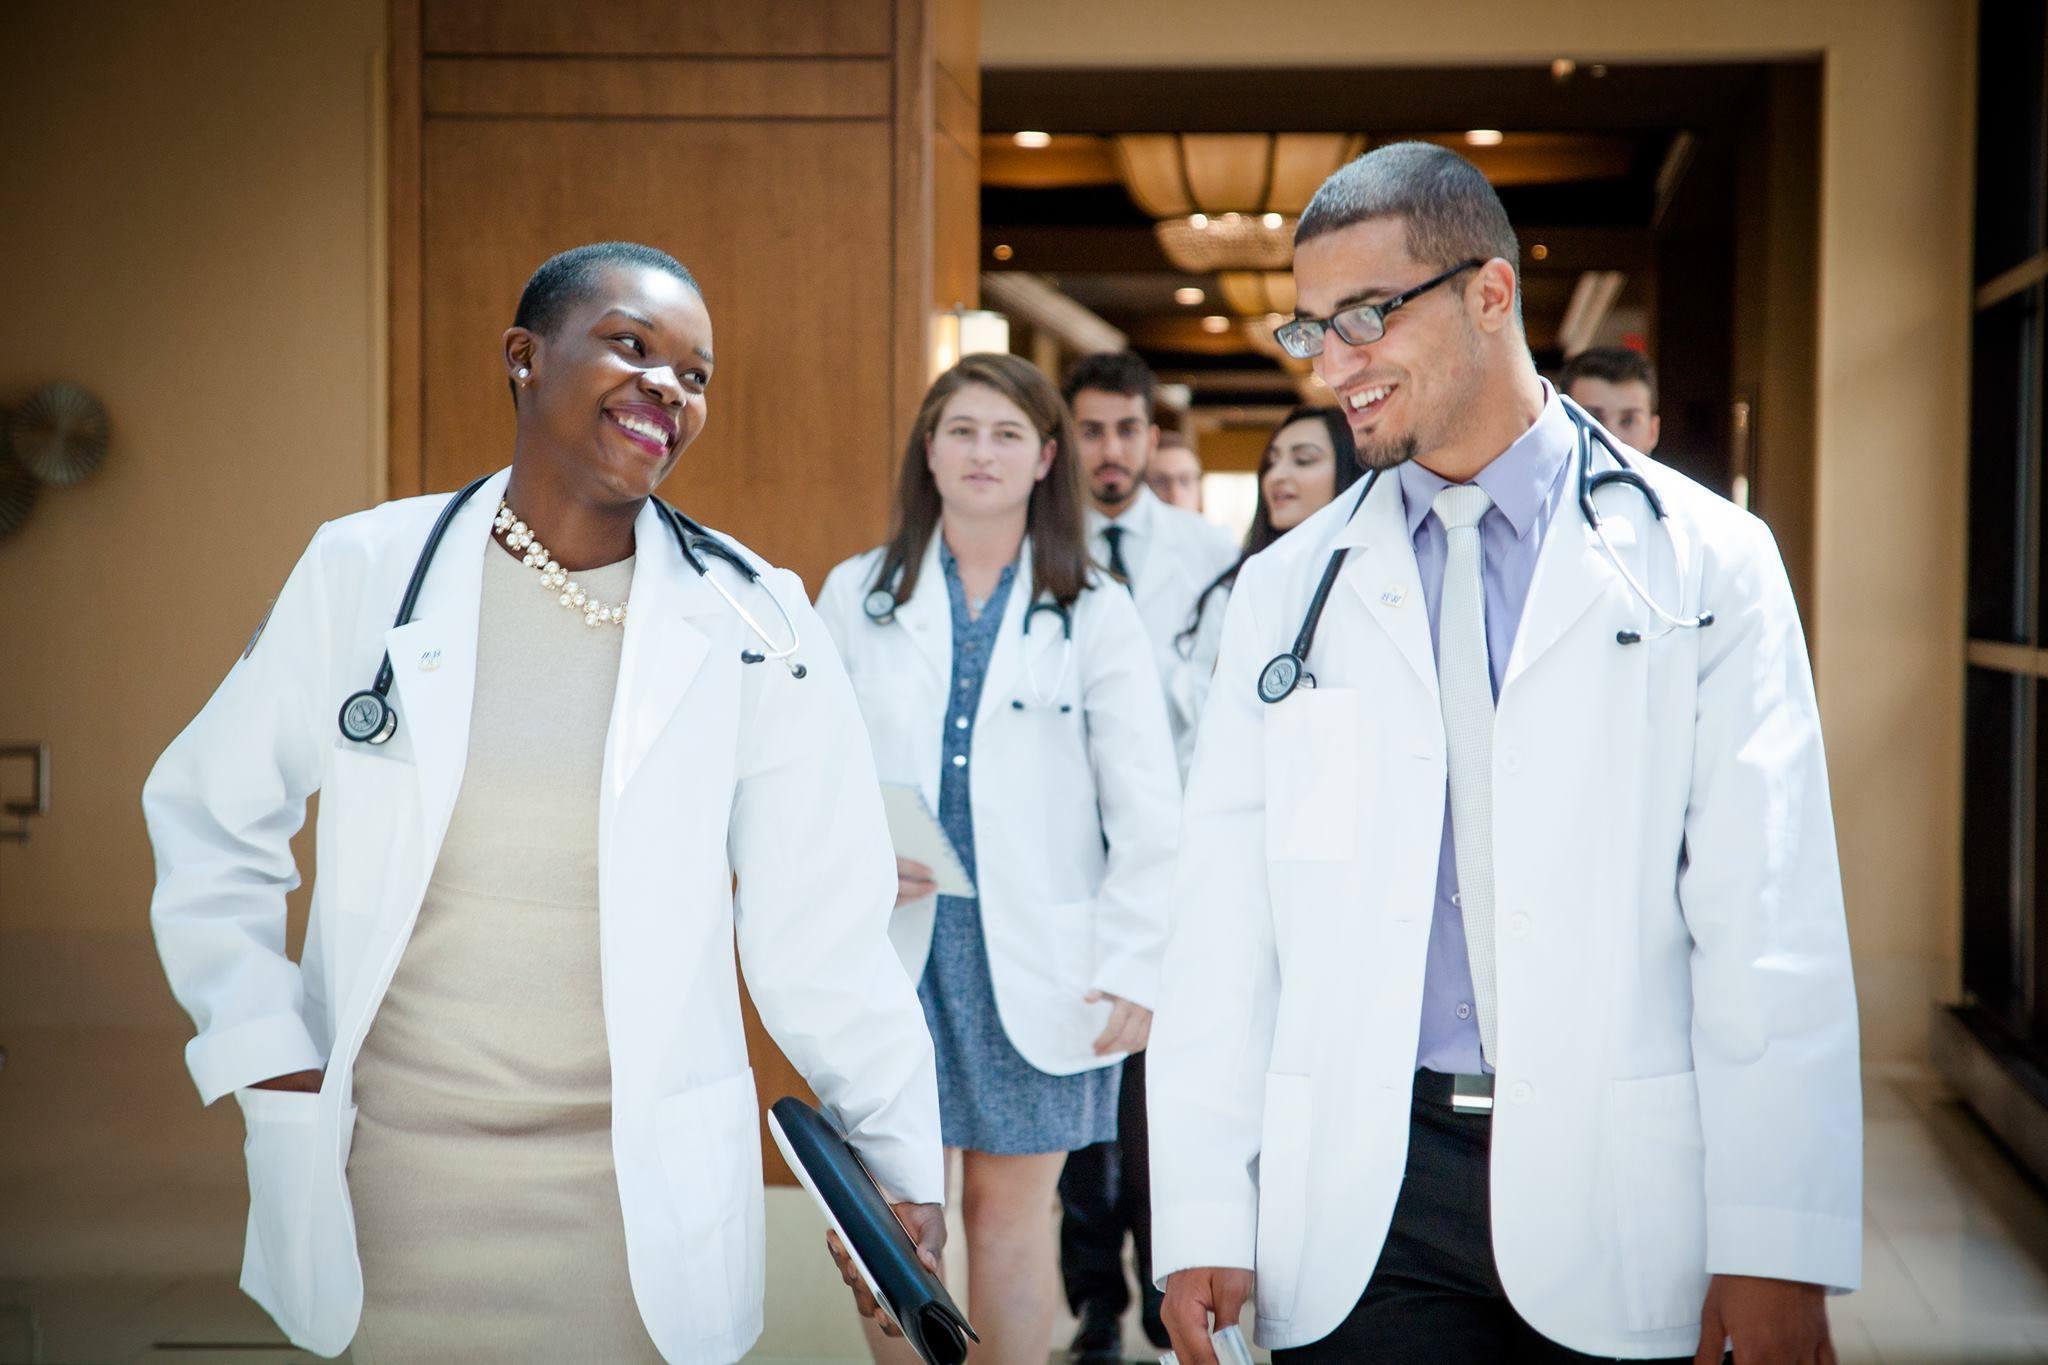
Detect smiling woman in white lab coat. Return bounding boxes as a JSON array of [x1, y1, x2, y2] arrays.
[[815, 352, 1180, 1365], [1170, 404, 1364, 757], [142, 242, 942, 1365]]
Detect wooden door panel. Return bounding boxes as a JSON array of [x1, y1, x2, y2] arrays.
[[423, 0, 893, 58]]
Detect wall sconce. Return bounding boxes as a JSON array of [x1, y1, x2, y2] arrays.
[[931, 307, 1011, 377]]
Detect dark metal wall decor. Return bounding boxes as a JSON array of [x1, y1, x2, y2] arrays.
[[0, 382, 110, 542]]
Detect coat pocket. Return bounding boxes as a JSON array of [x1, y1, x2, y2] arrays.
[[1606, 1070, 1711, 1332], [1254, 1071, 1315, 1326], [236, 1087, 323, 1334], [654, 1067, 765, 1342], [1048, 897, 1111, 1059], [318, 746, 418, 918], [1262, 690, 1359, 862]]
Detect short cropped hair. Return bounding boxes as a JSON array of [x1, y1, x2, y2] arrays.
[[1061, 351, 1157, 420], [513, 241, 700, 338], [1296, 141, 1520, 276], [1560, 346, 1658, 407]]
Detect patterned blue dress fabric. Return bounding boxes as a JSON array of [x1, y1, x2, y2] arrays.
[[917, 544, 1121, 1154]]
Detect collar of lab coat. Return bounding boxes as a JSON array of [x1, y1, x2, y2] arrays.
[[888, 527, 1041, 720], [1320, 428, 1644, 698], [385, 468, 726, 848]]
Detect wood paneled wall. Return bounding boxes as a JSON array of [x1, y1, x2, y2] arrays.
[[388, 0, 979, 1180], [390, 0, 978, 592]]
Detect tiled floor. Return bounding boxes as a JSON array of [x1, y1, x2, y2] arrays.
[[2, 1042, 2044, 1364]]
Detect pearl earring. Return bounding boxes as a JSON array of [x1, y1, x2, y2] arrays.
[[517, 367, 530, 381]]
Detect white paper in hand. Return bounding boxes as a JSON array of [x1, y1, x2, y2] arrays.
[[880, 783, 975, 898]]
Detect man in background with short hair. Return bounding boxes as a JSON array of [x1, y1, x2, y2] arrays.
[[1560, 345, 1660, 452], [1058, 351, 1237, 1363], [1146, 432, 1206, 513]]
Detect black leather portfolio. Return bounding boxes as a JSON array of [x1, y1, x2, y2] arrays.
[[766, 1097, 977, 1365]]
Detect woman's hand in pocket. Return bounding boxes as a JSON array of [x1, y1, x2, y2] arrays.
[[894, 858, 936, 908], [250, 1069, 323, 1093], [1086, 992, 1152, 1055]]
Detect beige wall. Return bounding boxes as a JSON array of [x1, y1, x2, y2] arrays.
[[983, 0, 1976, 1068], [0, 0, 386, 1037]]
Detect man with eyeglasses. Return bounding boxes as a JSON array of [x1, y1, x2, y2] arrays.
[[1148, 142, 1859, 1365]]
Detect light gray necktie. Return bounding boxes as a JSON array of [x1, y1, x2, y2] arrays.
[[1434, 484, 1499, 1066]]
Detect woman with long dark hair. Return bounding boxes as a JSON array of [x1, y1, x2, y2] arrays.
[[1170, 405, 1362, 762], [817, 353, 1180, 1364]]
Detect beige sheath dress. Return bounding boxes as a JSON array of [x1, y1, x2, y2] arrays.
[[346, 543, 664, 1363]]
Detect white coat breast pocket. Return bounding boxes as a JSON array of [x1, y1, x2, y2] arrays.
[[1262, 688, 1359, 861], [317, 746, 418, 919]]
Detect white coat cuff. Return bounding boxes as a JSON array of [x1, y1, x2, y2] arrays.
[[851, 1139, 946, 1208], [1091, 957, 1160, 1014], [186, 1013, 324, 1106], [1150, 1199, 1258, 1290], [1706, 1206, 1861, 1293]]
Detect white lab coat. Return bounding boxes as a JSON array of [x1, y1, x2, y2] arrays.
[[1148, 446, 1861, 1358], [816, 534, 1181, 1076], [144, 467, 941, 1364], [1088, 486, 1241, 778], [1165, 578, 1231, 768]]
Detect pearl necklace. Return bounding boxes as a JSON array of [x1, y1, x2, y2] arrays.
[[492, 500, 627, 628]]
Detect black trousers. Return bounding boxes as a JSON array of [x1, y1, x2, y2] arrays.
[[1275, 1077, 1705, 1365], [1058, 1050, 1161, 1326]]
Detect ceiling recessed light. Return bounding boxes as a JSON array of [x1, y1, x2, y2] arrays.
[[1551, 58, 1577, 81], [1189, 213, 1210, 230], [1201, 315, 1231, 334], [993, 244, 1015, 261], [1174, 286, 1206, 306], [1589, 64, 1609, 78], [1465, 129, 1505, 147], [1012, 130, 1052, 149], [1531, 243, 1549, 261], [1262, 212, 1284, 229]]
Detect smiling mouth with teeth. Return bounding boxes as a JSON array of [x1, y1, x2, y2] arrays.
[[607, 410, 674, 454], [1348, 383, 1397, 417]]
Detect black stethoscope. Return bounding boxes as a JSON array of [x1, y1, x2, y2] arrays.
[[338, 475, 805, 745], [862, 577, 1077, 712], [1256, 399, 1715, 705]]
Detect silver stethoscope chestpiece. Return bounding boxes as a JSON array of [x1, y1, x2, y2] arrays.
[[863, 589, 896, 624], [338, 690, 397, 745], [1258, 653, 1306, 704]]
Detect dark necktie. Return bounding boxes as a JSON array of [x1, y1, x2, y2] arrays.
[[1102, 524, 1132, 587]]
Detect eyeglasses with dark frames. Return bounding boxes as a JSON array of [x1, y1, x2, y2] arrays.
[[1272, 258, 1486, 360]]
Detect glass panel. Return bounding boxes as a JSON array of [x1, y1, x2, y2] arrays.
[[1974, 0, 2046, 283], [1965, 667, 2024, 1026], [1972, 289, 2038, 643]]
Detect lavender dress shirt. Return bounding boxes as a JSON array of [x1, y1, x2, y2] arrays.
[[1398, 386, 1576, 1075]]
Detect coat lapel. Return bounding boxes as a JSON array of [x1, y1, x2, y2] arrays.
[[893, 534, 953, 688], [975, 541, 1038, 721], [385, 466, 509, 854], [1334, 470, 1438, 700], [1503, 505, 1634, 691], [606, 498, 717, 797]]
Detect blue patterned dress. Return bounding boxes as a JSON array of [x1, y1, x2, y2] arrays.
[[918, 546, 1121, 1155]]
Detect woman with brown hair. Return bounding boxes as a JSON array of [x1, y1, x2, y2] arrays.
[[1169, 403, 1363, 765], [817, 353, 1181, 1364]]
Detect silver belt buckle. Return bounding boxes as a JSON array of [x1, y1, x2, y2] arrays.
[[1451, 1073, 1494, 1115]]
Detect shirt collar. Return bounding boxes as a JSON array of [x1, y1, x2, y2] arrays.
[[1396, 379, 1573, 542], [1090, 483, 1156, 540]]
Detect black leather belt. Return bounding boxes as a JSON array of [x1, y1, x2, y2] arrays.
[[1414, 1068, 1494, 1115]]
